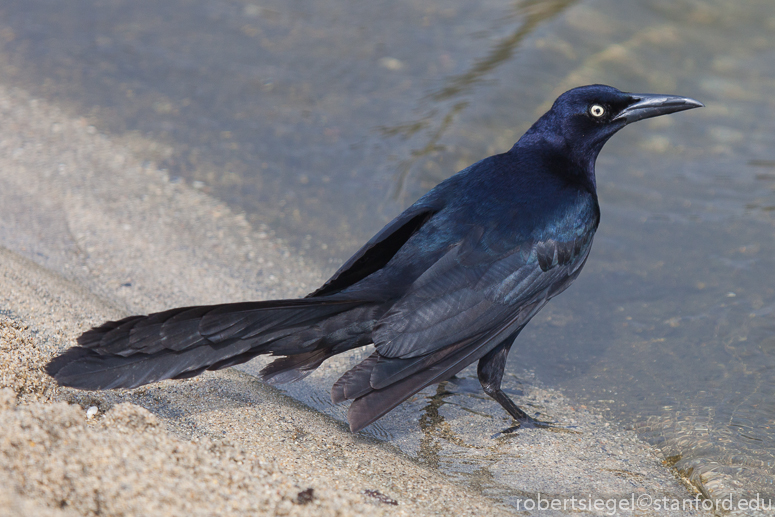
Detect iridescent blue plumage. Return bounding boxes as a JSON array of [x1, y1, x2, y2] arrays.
[[46, 85, 702, 432]]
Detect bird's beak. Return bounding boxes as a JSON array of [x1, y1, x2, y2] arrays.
[[613, 93, 704, 124]]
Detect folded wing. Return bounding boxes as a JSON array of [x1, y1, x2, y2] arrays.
[[333, 229, 594, 431]]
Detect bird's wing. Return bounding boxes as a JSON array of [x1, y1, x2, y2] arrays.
[[309, 203, 439, 297], [333, 230, 595, 431], [373, 230, 594, 361]]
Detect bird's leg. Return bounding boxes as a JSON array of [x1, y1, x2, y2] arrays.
[[477, 337, 552, 430]]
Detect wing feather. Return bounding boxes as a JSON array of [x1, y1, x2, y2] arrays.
[[309, 205, 439, 297], [373, 233, 593, 360], [332, 232, 596, 432]]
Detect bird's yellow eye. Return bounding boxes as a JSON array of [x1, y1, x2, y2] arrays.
[[589, 104, 605, 118]]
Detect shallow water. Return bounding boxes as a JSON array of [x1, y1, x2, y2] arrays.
[[3, 0, 775, 503]]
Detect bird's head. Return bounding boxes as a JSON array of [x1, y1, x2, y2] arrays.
[[519, 84, 703, 180]]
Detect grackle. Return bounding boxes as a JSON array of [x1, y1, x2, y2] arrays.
[[46, 85, 703, 432]]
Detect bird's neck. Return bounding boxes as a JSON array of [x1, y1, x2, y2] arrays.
[[511, 131, 599, 196]]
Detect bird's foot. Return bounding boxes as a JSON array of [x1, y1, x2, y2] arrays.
[[516, 413, 556, 429], [491, 415, 578, 438]]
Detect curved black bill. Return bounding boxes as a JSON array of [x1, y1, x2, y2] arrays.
[[613, 93, 704, 124]]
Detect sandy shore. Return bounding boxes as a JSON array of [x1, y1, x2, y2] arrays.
[[0, 83, 714, 515], [0, 246, 514, 517]]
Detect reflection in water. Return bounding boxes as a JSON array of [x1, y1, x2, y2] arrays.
[[417, 382, 488, 470], [384, 0, 578, 201], [415, 381, 526, 500], [417, 383, 449, 470], [430, 0, 578, 102], [384, 101, 468, 201]]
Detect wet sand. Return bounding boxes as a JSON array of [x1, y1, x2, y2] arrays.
[[0, 83, 714, 515]]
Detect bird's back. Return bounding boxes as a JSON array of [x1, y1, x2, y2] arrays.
[[343, 148, 600, 297]]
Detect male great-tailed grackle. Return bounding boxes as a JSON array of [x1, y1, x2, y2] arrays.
[[47, 85, 702, 432]]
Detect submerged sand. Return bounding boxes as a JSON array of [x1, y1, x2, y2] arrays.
[[0, 83, 716, 515]]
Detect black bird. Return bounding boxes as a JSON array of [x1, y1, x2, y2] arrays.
[[46, 85, 702, 432]]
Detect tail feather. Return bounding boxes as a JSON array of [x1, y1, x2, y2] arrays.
[[49, 298, 381, 390], [77, 315, 144, 348], [48, 294, 511, 433], [199, 300, 360, 341], [146, 306, 213, 352], [49, 331, 276, 389], [331, 353, 380, 403], [260, 349, 333, 385], [101, 317, 153, 355], [260, 313, 380, 385]]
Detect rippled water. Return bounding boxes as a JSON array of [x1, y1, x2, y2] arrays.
[[3, 0, 775, 503]]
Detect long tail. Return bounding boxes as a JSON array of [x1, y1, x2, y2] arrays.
[[46, 298, 382, 390]]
